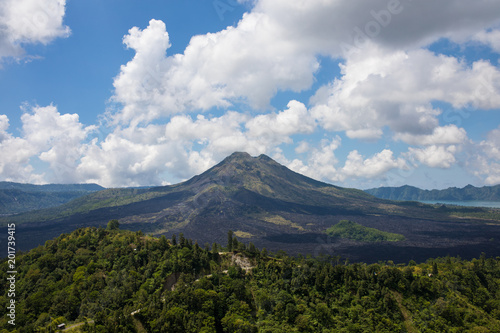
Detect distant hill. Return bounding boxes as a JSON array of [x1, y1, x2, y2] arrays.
[[2, 152, 500, 262], [365, 184, 500, 202], [0, 182, 104, 215]]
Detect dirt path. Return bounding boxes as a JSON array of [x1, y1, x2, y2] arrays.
[[391, 291, 418, 333]]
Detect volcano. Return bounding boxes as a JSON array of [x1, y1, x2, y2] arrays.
[[4, 152, 500, 262]]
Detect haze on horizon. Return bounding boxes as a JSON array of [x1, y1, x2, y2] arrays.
[[0, 0, 499, 190]]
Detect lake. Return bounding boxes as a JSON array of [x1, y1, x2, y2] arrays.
[[419, 200, 500, 209]]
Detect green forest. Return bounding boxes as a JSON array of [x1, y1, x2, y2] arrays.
[[326, 220, 406, 242], [1, 223, 500, 332]]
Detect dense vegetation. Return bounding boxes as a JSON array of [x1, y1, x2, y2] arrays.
[[2, 225, 500, 332], [326, 220, 405, 242]]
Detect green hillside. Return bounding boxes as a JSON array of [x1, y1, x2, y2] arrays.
[[0, 182, 104, 215], [326, 220, 405, 242], [1, 227, 500, 332], [365, 184, 500, 202]]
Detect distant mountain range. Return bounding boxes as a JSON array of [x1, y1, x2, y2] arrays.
[[0, 182, 104, 215], [365, 184, 500, 202], [1, 152, 500, 262]]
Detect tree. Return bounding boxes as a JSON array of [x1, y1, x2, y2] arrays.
[[432, 262, 439, 276], [228, 230, 234, 252], [248, 242, 257, 255], [179, 233, 186, 248], [107, 219, 120, 230], [159, 235, 169, 251]]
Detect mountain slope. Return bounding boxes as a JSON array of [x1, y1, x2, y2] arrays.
[[365, 184, 500, 201], [2, 152, 500, 262], [0, 182, 105, 215], [0, 182, 104, 192]]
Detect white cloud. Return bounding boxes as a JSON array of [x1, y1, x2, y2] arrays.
[[3, 0, 500, 188], [346, 128, 384, 140], [469, 155, 500, 186], [0, 115, 10, 142], [473, 29, 500, 53], [253, 0, 500, 56], [295, 141, 309, 154], [75, 101, 319, 187], [0, 105, 94, 183], [481, 164, 500, 185], [111, 1, 500, 126], [311, 46, 500, 139], [287, 137, 341, 182], [111, 17, 320, 124], [75, 4, 500, 187], [341, 149, 407, 179], [77, 132, 178, 187], [246, 100, 316, 145], [467, 126, 500, 185], [395, 125, 468, 146], [109, 0, 500, 151], [0, 133, 39, 183], [0, 0, 70, 62], [164, 112, 255, 157], [20, 105, 94, 149], [408, 145, 458, 169], [480, 127, 500, 160]]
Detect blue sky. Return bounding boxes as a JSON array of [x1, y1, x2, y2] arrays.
[[0, 0, 500, 190]]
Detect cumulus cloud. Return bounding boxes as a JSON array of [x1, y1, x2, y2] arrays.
[[0, 115, 10, 142], [480, 127, 500, 160], [288, 142, 409, 183], [104, 0, 500, 190], [78, 132, 178, 187], [74, 101, 319, 187], [111, 17, 319, 124], [311, 46, 500, 140], [104, 1, 500, 188], [295, 141, 310, 154], [0, 105, 94, 183], [0, 0, 70, 63], [246, 100, 316, 145], [473, 29, 500, 53], [395, 125, 468, 146], [253, 0, 500, 56], [3, 0, 500, 188], [468, 155, 500, 186], [467, 126, 500, 185], [341, 149, 407, 179], [111, 1, 500, 126], [286, 138, 341, 182], [77, 119, 233, 187], [408, 145, 458, 168], [0, 133, 39, 183]]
